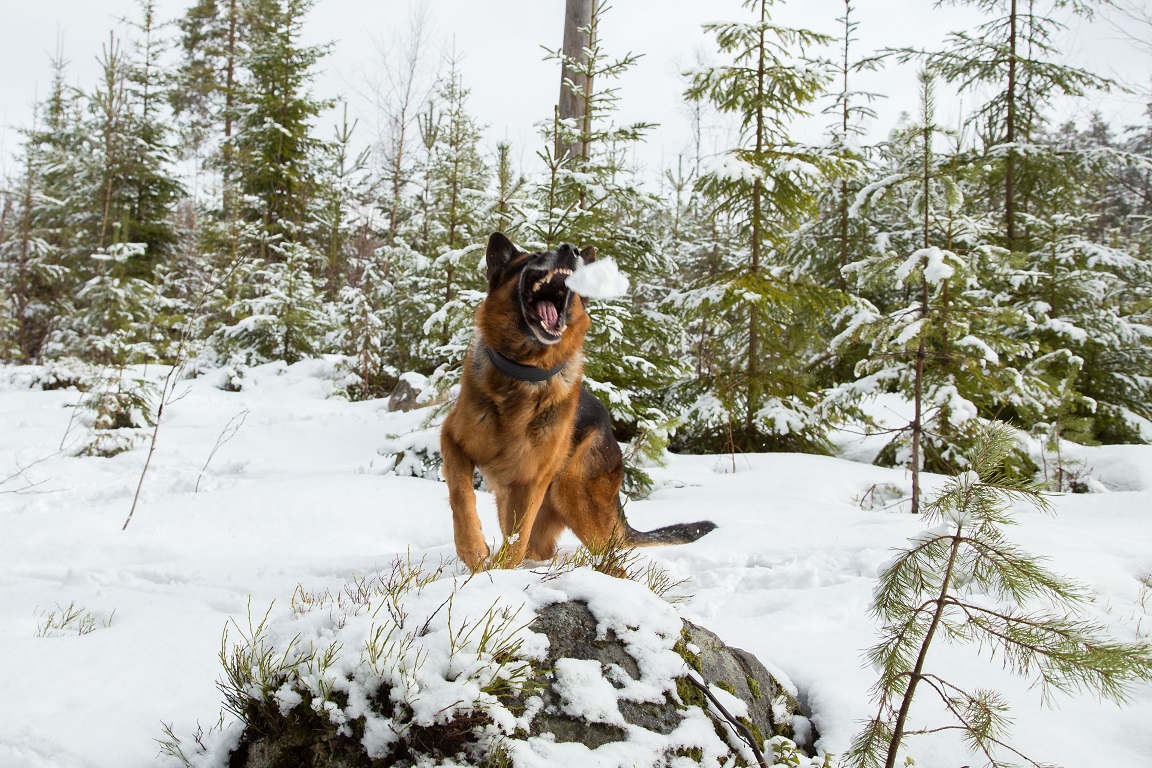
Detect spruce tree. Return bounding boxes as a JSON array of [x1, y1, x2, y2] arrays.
[[84, 34, 134, 259], [120, 0, 183, 271], [1010, 210, 1152, 445], [784, 0, 884, 393], [371, 53, 494, 390], [787, 0, 882, 294], [72, 243, 171, 366], [44, 7, 184, 367], [331, 250, 395, 400], [233, 0, 331, 250], [68, 243, 166, 457], [12, 55, 85, 362], [827, 72, 1039, 511], [312, 102, 370, 295], [367, 81, 443, 380], [79, 7, 182, 275], [679, 0, 841, 453], [970, 113, 1152, 446], [171, 0, 247, 207], [489, 141, 529, 239], [1119, 104, 1152, 256], [213, 239, 329, 364], [374, 237, 437, 376], [0, 108, 65, 362], [915, 0, 1115, 250], [421, 56, 490, 369], [910, 2, 1152, 448]]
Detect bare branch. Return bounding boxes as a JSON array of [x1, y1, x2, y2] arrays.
[[196, 408, 250, 493]]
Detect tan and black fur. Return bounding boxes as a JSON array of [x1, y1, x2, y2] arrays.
[[440, 232, 715, 571]]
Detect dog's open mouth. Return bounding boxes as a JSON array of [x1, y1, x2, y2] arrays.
[[521, 266, 575, 342]]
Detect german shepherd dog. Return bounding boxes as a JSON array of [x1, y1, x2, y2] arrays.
[[440, 232, 716, 571]]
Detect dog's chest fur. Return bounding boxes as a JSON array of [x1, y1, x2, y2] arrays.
[[457, 350, 582, 484]]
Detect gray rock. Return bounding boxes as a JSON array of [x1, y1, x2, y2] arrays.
[[525, 600, 807, 753], [226, 598, 811, 767], [387, 376, 424, 412], [680, 618, 803, 746]]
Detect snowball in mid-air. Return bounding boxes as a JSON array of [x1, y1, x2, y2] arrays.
[[565, 258, 630, 299]]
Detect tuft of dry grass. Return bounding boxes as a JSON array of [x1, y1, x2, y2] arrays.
[[35, 601, 114, 637]]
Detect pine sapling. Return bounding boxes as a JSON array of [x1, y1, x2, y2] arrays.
[[847, 423, 1152, 768]]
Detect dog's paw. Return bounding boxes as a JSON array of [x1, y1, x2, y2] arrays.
[[456, 542, 491, 573]]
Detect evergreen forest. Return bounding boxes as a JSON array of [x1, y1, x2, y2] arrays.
[[2, 0, 1151, 497]]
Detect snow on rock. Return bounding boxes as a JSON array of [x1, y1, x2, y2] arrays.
[[553, 657, 627, 724], [566, 257, 630, 299], [387, 370, 430, 412]]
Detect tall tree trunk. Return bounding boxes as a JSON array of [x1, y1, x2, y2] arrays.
[[557, 0, 595, 163], [97, 34, 125, 250], [1005, 0, 1018, 248], [910, 88, 934, 516], [910, 297, 926, 516], [14, 170, 34, 361], [222, 0, 238, 217], [836, 0, 852, 293], [745, 0, 768, 446]]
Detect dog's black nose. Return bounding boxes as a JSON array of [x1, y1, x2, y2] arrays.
[[557, 243, 577, 258]]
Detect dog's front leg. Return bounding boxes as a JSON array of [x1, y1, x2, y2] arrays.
[[493, 481, 549, 568], [441, 430, 489, 571]]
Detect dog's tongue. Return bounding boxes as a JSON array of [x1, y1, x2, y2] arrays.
[[535, 301, 559, 329]]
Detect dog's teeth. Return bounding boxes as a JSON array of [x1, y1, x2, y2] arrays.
[[529, 268, 576, 298]]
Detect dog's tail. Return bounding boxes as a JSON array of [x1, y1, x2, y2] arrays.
[[620, 513, 716, 548]]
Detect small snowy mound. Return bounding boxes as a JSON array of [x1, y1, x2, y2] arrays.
[[162, 564, 819, 768], [566, 257, 630, 299]]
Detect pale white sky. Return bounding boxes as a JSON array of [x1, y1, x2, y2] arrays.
[[1, 0, 1147, 181]]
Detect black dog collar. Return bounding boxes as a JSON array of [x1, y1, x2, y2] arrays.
[[485, 346, 567, 382]]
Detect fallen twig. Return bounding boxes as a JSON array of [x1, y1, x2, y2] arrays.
[[685, 672, 769, 768]]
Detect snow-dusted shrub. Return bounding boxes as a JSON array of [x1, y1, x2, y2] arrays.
[[617, 416, 675, 500], [73, 366, 157, 457], [377, 423, 446, 481], [208, 362, 248, 393], [853, 482, 909, 512], [672, 389, 833, 457], [60, 244, 176, 365], [0, 358, 87, 391]]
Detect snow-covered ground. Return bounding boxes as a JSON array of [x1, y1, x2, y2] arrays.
[[1, 359, 1150, 767]]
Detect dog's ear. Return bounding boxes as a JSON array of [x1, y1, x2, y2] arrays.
[[579, 245, 597, 264], [486, 232, 519, 285]]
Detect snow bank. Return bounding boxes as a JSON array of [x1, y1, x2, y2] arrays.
[[2, 360, 1151, 768]]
